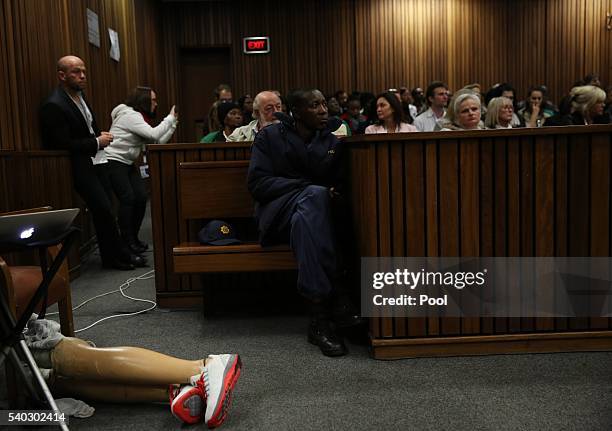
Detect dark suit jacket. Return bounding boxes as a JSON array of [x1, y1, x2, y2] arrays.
[[39, 87, 100, 181]]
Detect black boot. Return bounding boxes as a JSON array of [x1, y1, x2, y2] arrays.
[[129, 253, 147, 267], [135, 237, 149, 252], [126, 236, 147, 254], [332, 291, 365, 329], [307, 302, 347, 357]]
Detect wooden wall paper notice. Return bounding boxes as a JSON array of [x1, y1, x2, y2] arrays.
[[108, 28, 120, 62], [87, 8, 100, 47]]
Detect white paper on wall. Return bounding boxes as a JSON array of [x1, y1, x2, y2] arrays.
[[87, 9, 100, 47], [108, 28, 120, 62]]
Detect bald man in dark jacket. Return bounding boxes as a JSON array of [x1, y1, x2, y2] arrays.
[[39, 55, 144, 270], [248, 89, 360, 357]]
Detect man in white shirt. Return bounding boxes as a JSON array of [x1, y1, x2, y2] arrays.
[[413, 81, 449, 132], [227, 91, 282, 141]]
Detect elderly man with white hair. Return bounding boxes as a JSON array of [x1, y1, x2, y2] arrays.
[[227, 90, 282, 141]]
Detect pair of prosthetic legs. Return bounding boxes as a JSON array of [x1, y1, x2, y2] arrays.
[[46, 338, 204, 403], [37, 337, 241, 427]]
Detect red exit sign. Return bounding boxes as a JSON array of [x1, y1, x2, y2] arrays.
[[243, 37, 270, 54]]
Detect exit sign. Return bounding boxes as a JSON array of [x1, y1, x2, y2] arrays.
[[243, 37, 270, 54]]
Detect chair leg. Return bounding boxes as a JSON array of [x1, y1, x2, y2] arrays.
[[6, 355, 25, 408], [57, 297, 74, 337]]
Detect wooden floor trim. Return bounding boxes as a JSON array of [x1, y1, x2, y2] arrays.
[[157, 292, 203, 309], [371, 331, 612, 360]]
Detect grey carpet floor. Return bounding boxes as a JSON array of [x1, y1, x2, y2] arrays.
[[4, 206, 612, 430]]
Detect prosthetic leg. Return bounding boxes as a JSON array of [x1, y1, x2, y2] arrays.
[[47, 338, 204, 386]]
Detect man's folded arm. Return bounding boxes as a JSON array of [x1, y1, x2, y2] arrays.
[[40, 103, 98, 155]]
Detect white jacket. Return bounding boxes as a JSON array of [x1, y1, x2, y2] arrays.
[[105, 104, 177, 165], [227, 119, 259, 142]]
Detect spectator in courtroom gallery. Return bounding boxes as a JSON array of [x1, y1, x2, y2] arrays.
[[583, 73, 602, 88], [360, 92, 377, 125], [413, 81, 449, 132], [565, 85, 609, 125], [247, 88, 362, 357], [327, 96, 351, 137], [366, 92, 417, 134], [340, 96, 369, 135], [238, 93, 253, 126], [485, 83, 523, 127], [227, 90, 282, 142], [462, 83, 486, 116], [39, 55, 144, 270], [399, 86, 418, 122], [201, 101, 243, 142], [411, 87, 426, 114], [440, 91, 485, 131], [544, 94, 574, 127], [518, 86, 555, 127], [206, 84, 233, 135], [334, 89, 349, 113], [485, 97, 517, 129], [604, 85, 612, 121], [104, 86, 178, 254]]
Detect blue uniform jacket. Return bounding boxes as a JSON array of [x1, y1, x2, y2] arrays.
[[247, 113, 344, 244]]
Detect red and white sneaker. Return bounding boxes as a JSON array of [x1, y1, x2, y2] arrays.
[[169, 383, 206, 424], [191, 354, 242, 429]]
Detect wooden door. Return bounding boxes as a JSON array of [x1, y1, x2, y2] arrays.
[[178, 48, 231, 142]]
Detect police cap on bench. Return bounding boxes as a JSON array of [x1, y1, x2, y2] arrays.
[[198, 220, 241, 246]]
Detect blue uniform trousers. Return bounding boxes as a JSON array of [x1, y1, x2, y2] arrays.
[[274, 185, 337, 301]]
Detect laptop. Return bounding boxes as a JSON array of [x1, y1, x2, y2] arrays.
[[0, 208, 79, 247]]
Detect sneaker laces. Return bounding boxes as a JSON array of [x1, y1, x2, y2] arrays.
[[194, 368, 211, 398], [168, 384, 179, 403]]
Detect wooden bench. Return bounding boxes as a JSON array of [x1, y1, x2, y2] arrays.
[[173, 160, 296, 274]]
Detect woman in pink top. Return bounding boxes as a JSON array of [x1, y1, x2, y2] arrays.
[[365, 91, 417, 134]]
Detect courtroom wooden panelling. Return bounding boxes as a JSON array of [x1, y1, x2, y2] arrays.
[[158, 0, 610, 111], [589, 134, 611, 330], [345, 125, 612, 358], [404, 142, 427, 338]]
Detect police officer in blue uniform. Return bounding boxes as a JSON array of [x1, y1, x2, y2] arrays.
[[247, 88, 360, 356]]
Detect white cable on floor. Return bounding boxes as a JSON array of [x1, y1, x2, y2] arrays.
[[45, 269, 157, 333]]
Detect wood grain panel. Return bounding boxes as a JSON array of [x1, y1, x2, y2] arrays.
[[589, 134, 611, 329], [459, 139, 480, 335], [511, 0, 612, 102], [438, 140, 460, 336], [345, 126, 612, 357], [405, 142, 427, 337]]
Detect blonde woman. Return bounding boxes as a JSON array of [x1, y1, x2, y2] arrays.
[[440, 91, 485, 130], [485, 97, 517, 129], [568, 85, 608, 125]]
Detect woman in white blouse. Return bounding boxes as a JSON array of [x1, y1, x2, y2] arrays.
[[365, 91, 417, 134]]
